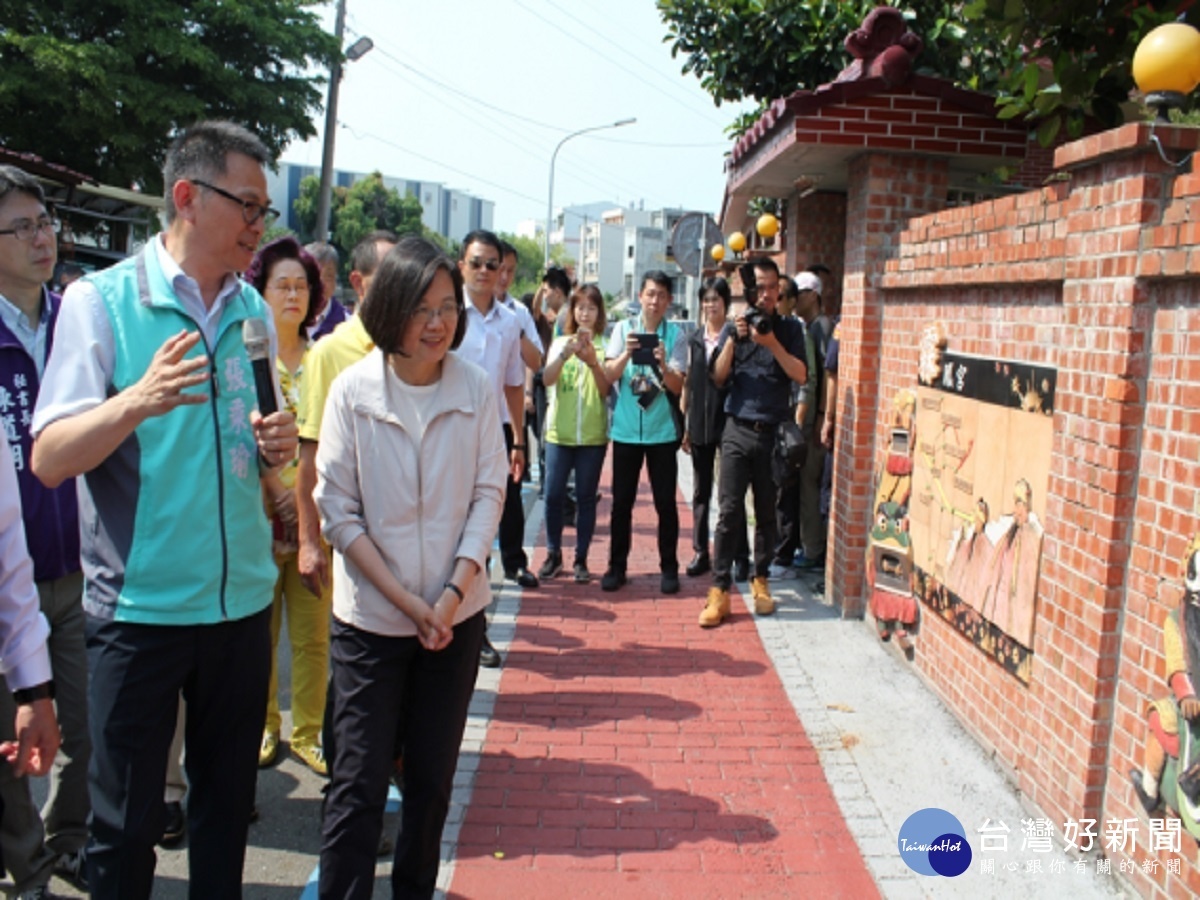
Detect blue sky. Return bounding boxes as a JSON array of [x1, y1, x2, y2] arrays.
[[281, 0, 756, 232]]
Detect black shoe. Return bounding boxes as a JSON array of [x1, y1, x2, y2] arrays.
[[573, 562, 591, 584], [159, 801, 185, 847], [732, 559, 750, 582], [685, 553, 711, 577], [600, 568, 627, 592], [660, 572, 680, 594], [506, 567, 539, 588], [797, 553, 826, 571], [53, 848, 88, 892], [480, 634, 502, 668], [537, 551, 563, 580]]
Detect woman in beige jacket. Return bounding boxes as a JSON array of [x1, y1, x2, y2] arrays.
[[314, 237, 507, 899]]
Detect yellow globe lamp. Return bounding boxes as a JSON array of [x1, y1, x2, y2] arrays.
[[711, 244, 725, 262], [727, 231, 747, 254], [756, 213, 780, 239], [1133, 22, 1200, 119]]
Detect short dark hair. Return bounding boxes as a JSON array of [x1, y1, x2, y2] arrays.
[[350, 230, 399, 277], [244, 236, 323, 337], [542, 265, 571, 296], [459, 229, 502, 260], [562, 284, 607, 336], [359, 236, 467, 355], [640, 270, 672, 295], [499, 240, 517, 261], [162, 121, 270, 224], [779, 275, 799, 301], [807, 263, 832, 277], [699, 276, 731, 310], [753, 257, 780, 279], [0, 165, 46, 208]]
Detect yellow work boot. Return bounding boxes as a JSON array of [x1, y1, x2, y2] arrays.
[[699, 587, 731, 628], [293, 742, 329, 777], [258, 730, 279, 768], [751, 576, 775, 616]]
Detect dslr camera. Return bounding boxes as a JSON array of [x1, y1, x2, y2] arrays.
[[742, 306, 773, 337]]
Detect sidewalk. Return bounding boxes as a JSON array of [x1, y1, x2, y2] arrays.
[[31, 453, 1134, 898], [443, 453, 1132, 899], [445, 462, 877, 899]]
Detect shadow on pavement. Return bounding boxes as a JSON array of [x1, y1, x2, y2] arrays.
[[454, 751, 777, 862], [489, 690, 703, 728], [502, 642, 768, 680]]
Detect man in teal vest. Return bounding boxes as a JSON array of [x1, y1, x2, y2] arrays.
[[30, 121, 297, 899]]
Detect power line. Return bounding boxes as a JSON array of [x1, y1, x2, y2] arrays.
[[342, 29, 667, 204], [356, 50, 656, 204], [342, 125, 546, 207], [539, 0, 726, 124], [510, 0, 729, 130]]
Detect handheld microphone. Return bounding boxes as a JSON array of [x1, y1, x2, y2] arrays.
[[242, 317, 277, 416]]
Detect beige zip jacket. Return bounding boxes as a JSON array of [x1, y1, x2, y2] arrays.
[[314, 349, 507, 638]]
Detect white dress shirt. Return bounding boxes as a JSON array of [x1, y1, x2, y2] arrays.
[[0, 448, 51, 690], [455, 296, 524, 426]]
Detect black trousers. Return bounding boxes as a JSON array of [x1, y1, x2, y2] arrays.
[[690, 442, 749, 562], [713, 420, 779, 589], [499, 423, 528, 574], [608, 440, 680, 575], [85, 608, 271, 900], [773, 465, 801, 564], [320, 612, 484, 900]]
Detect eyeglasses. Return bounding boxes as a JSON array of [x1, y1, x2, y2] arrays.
[[267, 280, 310, 295], [192, 179, 279, 226], [467, 257, 499, 272], [0, 217, 60, 242], [412, 302, 460, 325]]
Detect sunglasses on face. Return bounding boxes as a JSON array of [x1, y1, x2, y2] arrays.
[[467, 257, 500, 272]]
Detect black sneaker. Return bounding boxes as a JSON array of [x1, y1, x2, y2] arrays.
[[479, 634, 502, 668], [538, 551, 563, 580], [573, 562, 591, 584], [660, 572, 680, 595], [159, 801, 185, 847], [600, 568, 627, 592]]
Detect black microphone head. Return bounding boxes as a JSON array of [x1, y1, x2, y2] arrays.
[[242, 317, 271, 362]]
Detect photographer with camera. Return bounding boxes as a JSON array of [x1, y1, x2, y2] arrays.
[[602, 271, 687, 595], [699, 258, 808, 628]]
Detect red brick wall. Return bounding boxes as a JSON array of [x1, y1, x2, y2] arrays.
[[834, 123, 1200, 897], [786, 191, 847, 307]]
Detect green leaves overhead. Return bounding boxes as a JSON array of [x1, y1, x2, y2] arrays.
[[0, 0, 339, 190]]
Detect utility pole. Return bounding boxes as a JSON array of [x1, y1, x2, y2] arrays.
[[314, 0, 346, 244]]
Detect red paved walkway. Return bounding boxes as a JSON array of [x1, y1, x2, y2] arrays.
[[448, 461, 878, 899]]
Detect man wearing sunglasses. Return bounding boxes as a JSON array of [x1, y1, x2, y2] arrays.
[[455, 230, 533, 669], [31, 121, 297, 899], [0, 165, 89, 899]]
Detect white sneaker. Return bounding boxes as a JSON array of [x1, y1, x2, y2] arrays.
[[768, 563, 796, 580]]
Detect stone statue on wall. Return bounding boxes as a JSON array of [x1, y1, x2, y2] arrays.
[[834, 6, 924, 88], [1130, 534, 1200, 840]]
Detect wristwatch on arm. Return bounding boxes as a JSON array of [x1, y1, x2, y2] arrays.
[[13, 680, 55, 705]]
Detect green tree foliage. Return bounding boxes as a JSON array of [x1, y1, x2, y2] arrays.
[[0, 1, 338, 190], [975, 0, 1195, 144], [656, 1, 1011, 109], [658, 1, 1196, 144], [293, 172, 435, 273], [498, 232, 566, 298]]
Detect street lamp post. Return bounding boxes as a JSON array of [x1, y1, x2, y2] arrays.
[[314, 0, 373, 243], [544, 118, 636, 269]]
